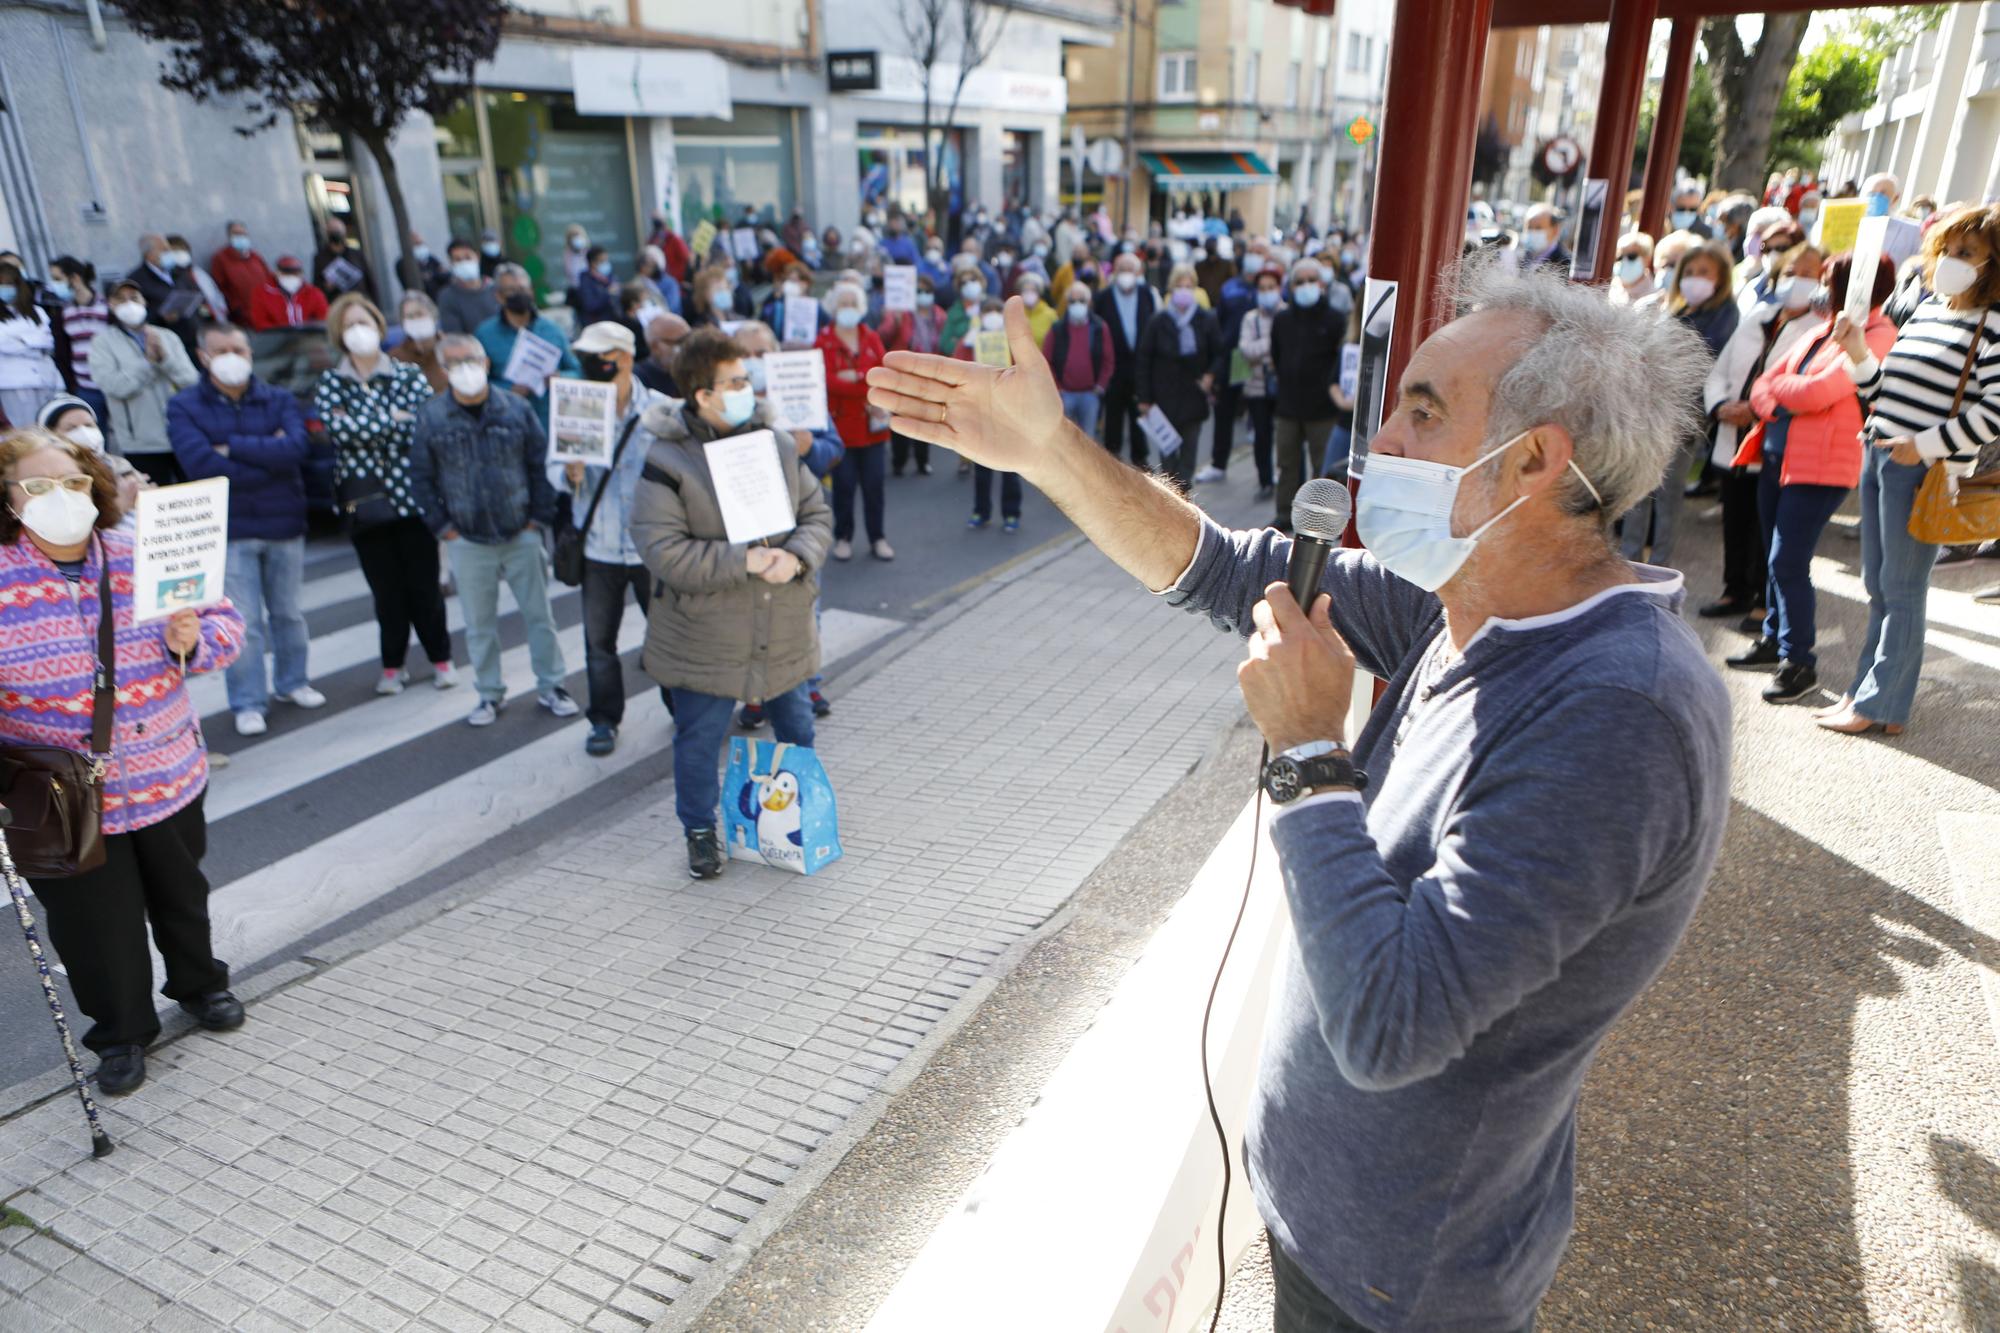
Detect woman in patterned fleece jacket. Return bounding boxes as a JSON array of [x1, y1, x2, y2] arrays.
[[0, 427, 245, 1096]]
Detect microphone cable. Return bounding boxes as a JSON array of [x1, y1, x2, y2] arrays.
[[1202, 742, 1267, 1333]]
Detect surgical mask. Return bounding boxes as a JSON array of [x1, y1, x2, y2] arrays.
[[1114, 272, 1137, 293], [413, 244, 431, 263], [1293, 282, 1322, 307], [448, 362, 488, 397], [1170, 287, 1195, 311], [165, 250, 191, 268], [1933, 255, 1980, 299], [916, 291, 935, 309], [1778, 278, 1813, 311], [1797, 210, 1818, 230], [65, 425, 105, 453], [278, 274, 303, 295], [1067, 301, 1088, 323], [1241, 256, 1264, 276], [593, 261, 613, 278], [1614, 257, 1646, 286], [718, 385, 756, 426], [835, 305, 864, 329], [1809, 284, 1832, 314], [481, 241, 501, 258], [782, 281, 805, 299], [978, 312, 1003, 332], [342, 324, 382, 357], [404, 316, 437, 342], [14, 487, 98, 547], [1670, 209, 1697, 230], [1257, 289, 1281, 311], [229, 234, 252, 253], [1022, 289, 1041, 308], [1032, 245, 1048, 258], [960, 281, 984, 303], [996, 254, 1014, 269], [746, 358, 768, 393], [1524, 229, 1553, 254], [451, 259, 481, 283], [1678, 276, 1716, 306], [1864, 192, 1891, 219], [1356, 432, 1602, 592], [926, 249, 944, 265], [0, 285, 15, 306], [112, 301, 147, 327], [207, 352, 252, 388], [569, 235, 588, 252]]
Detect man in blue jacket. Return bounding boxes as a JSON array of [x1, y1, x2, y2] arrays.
[[167, 322, 324, 736], [475, 264, 580, 429]]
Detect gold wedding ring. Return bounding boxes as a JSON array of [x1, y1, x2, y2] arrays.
[[940, 402, 949, 426]]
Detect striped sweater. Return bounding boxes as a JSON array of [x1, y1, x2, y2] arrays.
[[0, 530, 244, 837], [1857, 298, 2000, 465]]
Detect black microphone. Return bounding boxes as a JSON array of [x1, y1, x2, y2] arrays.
[[1287, 478, 1352, 612]]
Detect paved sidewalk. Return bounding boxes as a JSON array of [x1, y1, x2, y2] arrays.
[[0, 511, 1252, 1330]]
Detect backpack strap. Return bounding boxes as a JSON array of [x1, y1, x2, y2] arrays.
[[639, 461, 681, 492]]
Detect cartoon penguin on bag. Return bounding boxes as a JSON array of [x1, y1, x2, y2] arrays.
[[737, 768, 805, 871]]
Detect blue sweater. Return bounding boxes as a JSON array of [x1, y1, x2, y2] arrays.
[[473, 314, 581, 428], [1165, 519, 1731, 1331], [166, 377, 311, 542]]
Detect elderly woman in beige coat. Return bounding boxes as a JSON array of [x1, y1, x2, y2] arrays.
[[629, 327, 832, 881]]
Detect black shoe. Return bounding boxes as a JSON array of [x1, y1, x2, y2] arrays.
[[1936, 544, 1979, 566], [1255, 483, 1275, 501], [1736, 614, 1767, 636], [737, 704, 766, 730], [1726, 636, 1782, 670], [1684, 478, 1720, 499], [1698, 596, 1752, 619], [810, 690, 831, 718], [95, 1046, 145, 1096], [585, 724, 617, 757], [179, 991, 244, 1031], [891, 466, 906, 478], [687, 828, 724, 880], [1762, 660, 1819, 703]]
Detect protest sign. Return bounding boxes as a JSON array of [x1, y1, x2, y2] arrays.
[[690, 219, 718, 262], [782, 297, 820, 346], [731, 227, 760, 262], [883, 265, 918, 313], [1816, 200, 1864, 255], [547, 378, 619, 465], [1339, 344, 1361, 400], [1139, 405, 1183, 457], [974, 330, 1011, 367], [1846, 216, 1889, 327], [703, 430, 797, 544], [131, 478, 228, 624], [502, 328, 563, 397], [764, 351, 829, 432], [1882, 216, 1922, 270]]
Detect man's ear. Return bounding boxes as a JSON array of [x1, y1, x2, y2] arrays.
[[1516, 424, 1576, 499]]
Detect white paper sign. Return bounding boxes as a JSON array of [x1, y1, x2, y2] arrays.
[[1139, 405, 1183, 458], [131, 477, 229, 624], [719, 319, 744, 338], [502, 327, 563, 397], [764, 351, 829, 432], [974, 329, 1012, 367], [1882, 216, 1922, 271], [731, 227, 760, 262], [782, 297, 820, 346], [1846, 215, 1890, 326], [547, 377, 619, 465], [1339, 344, 1360, 399], [703, 430, 797, 544], [883, 264, 918, 313]]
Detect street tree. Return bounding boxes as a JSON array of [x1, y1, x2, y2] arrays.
[[896, 0, 1010, 235], [1632, 57, 1718, 187], [113, 0, 506, 296], [1701, 13, 1811, 193], [1769, 39, 1881, 173]]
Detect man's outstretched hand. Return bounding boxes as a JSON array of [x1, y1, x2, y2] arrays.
[[865, 297, 1064, 480]]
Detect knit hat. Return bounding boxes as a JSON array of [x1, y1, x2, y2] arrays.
[[35, 394, 95, 430]]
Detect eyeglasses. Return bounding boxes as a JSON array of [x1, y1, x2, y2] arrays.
[[10, 475, 94, 497]]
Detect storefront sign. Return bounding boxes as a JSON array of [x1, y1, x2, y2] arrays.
[[828, 50, 880, 93], [872, 54, 1066, 115], [572, 50, 732, 118]]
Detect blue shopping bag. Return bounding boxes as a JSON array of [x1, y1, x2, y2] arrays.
[[722, 738, 843, 875]]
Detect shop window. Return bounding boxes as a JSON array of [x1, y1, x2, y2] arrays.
[[858, 123, 965, 223], [481, 89, 638, 301], [676, 104, 799, 234]]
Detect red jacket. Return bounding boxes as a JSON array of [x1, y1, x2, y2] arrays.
[[817, 324, 888, 449], [1739, 310, 1897, 487], [878, 306, 947, 355], [210, 247, 276, 324], [248, 281, 329, 331]]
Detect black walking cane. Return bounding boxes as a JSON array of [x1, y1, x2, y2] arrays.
[[0, 805, 113, 1158]]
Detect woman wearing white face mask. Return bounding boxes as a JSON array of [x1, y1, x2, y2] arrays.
[[1823, 204, 2000, 734], [389, 291, 448, 394], [86, 279, 199, 484], [0, 427, 247, 1097], [1606, 232, 1657, 307], [0, 258, 63, 428], [314, 294, 456, 696], [816, 283, 893, 560], [35, 395, 107, 454]]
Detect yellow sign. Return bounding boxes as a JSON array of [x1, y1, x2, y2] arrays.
[[1815, 199, 1863, 255], [974, 330, 1012, 368], [690, 219, 718, 264]]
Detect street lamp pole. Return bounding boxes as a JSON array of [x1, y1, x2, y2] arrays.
[[1122, 0, 1138, 230]]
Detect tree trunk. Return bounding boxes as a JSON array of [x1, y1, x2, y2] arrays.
[[358, 130, 420, 301], [1703, 14, 1809, 194]]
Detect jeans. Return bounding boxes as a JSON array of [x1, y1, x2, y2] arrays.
[[1275, 416, 1336, 526], [582, 558, 651, 727], [1102, 377, 1144, 465], [832, 443, 887, 543], [1846, 449, 1940, 724], [351, 516, 451, 671], [1245, 397, 1276, 486], [1060, 390, 1102, 439], [1211, 380, 1242, 469], [1620, 441, 1694, 566], [1756, 467, 1848, 668], [446, 527, 566, 703], [1268, 1230, 1535, 1333], [1719, 467, 1767, 604], [1321, 425, 1352, 479], [972, 466, 1022, 520], [670, 684, 814, 831], [223, 537, 310, 714]]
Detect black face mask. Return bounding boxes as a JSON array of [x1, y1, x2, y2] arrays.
[[578, 352, 618, 383], [503, 292, 535, 317]]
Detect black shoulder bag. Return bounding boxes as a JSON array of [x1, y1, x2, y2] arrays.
[[553, 415, 643, 588], [0, 556, 115, 878]]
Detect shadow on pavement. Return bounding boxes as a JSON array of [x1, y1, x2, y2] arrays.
[[1934, 1135, 2000, 1330]]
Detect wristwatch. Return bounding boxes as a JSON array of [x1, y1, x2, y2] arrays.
[[1262, 740, 1367, 805]]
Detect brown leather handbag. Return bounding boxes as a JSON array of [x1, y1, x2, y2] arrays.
[[0, 558, 115, 879], [1908, 308, 2000, 544]]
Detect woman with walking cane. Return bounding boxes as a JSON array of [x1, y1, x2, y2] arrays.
[[0, 426, 244, 1098]]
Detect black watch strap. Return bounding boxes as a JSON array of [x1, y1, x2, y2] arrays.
[[1263, 748, 1367, 804]]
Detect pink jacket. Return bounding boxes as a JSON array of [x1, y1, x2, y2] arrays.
[[1740, 310, 1898, 488]]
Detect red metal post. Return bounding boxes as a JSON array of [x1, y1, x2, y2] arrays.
[[1579, 0, 1660, 282], [1638, 18, 1698, 240]]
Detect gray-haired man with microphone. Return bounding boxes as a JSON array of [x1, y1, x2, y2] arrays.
[[865, 262, 1733, 1332]]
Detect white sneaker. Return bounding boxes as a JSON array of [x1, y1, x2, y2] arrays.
[[830, 539, 853, 562], [375, 670, 408, 697], [466, 699, 502, 727], [1193, 465, 1226, 484], [432, 661, 459, 690], [234, 711, 267, 737], [538, 687, 581, 718], [275, 685, 326, 709]]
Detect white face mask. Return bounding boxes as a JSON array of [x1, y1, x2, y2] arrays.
[[1778, 278, 1814, 311], [1678, 276, 1716, 306], [65, 425, 105, 453], [782, 281, 804, 299], [1356, 431, 1603, 592], [112, 301, 147, 328], [403, 316, 437, 342], [1933, 255, 1980, 299], [451, 259, 481, 283], [1114, 271, 1138, 292], [16, 487, 99, 547], [208, 352, 252, 388], [343, 324, 382, 357], [278, 274, 303, 295], [448, 362, 489, 397], [1022, 289, 1040, 308]]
